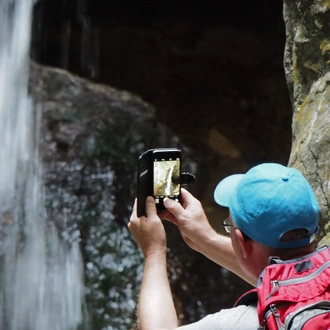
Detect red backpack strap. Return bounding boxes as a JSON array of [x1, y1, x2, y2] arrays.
[[234, 288, 258, 307]]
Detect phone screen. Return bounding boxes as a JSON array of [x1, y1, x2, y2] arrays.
[[153, 156, 180, 205]]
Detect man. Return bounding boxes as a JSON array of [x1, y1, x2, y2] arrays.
[[128, 163, 319, 329]]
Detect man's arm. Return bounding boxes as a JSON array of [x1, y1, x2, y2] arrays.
[[163, 189, 256, 286], [138, 251, 178, 330], [128, 197, 179, 330]]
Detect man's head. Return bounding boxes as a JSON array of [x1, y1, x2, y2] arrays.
[[214, 163, 319, 249]]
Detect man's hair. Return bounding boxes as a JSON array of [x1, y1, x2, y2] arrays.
[[280, 228, 309, 242]]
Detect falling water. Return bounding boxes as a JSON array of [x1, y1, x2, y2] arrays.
[[164, 166, 174, 195], [0, 1, 86, 329]]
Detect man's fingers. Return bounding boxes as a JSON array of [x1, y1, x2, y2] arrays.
[[145, 196, 157, 217], [129, 199, 138, 224], [132, 198, 137, 214], [180, 188, 195, 207], [164, 197, 184, 218]]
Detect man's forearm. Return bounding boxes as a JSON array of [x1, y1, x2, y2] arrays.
[[198, 233, 256, 286], [137, 251, 178, 330]]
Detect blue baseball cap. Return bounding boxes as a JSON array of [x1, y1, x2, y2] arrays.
[[214, 163, 319, 248]]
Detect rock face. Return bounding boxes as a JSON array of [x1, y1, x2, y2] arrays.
[[29, 61, 197, 329], [283, 1, 330, 245]]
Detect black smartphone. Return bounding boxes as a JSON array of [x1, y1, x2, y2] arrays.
[[137, 148, 181, 217]]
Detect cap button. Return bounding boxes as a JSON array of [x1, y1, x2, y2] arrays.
[[282, 175, 289, 182]]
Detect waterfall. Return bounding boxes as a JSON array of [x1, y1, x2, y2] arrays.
[[0, 1, 86, 329], [164, 166, 174, 196]]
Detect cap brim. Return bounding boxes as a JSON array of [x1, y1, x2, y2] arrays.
[[214, 174, 244, 207]]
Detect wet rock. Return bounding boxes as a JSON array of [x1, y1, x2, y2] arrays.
[[29, 61, 195, 329]]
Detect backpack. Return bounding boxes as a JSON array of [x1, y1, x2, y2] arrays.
[[234, 245, 330, 329]]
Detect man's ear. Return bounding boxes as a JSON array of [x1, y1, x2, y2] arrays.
[[234, 228, 252, 259]]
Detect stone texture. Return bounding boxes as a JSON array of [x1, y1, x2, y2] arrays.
[[29, 61, 197, 329], [283, 0, 330, 245]]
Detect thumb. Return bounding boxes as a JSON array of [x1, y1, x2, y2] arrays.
[[164, 197, 184, 219], [145, 196, 157, 216]]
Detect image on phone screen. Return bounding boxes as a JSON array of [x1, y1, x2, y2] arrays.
[[153, 157, 180, 199]]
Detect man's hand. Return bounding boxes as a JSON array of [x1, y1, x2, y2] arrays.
[[160, 188, 217, 252], [128, 196, 166, 257]]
